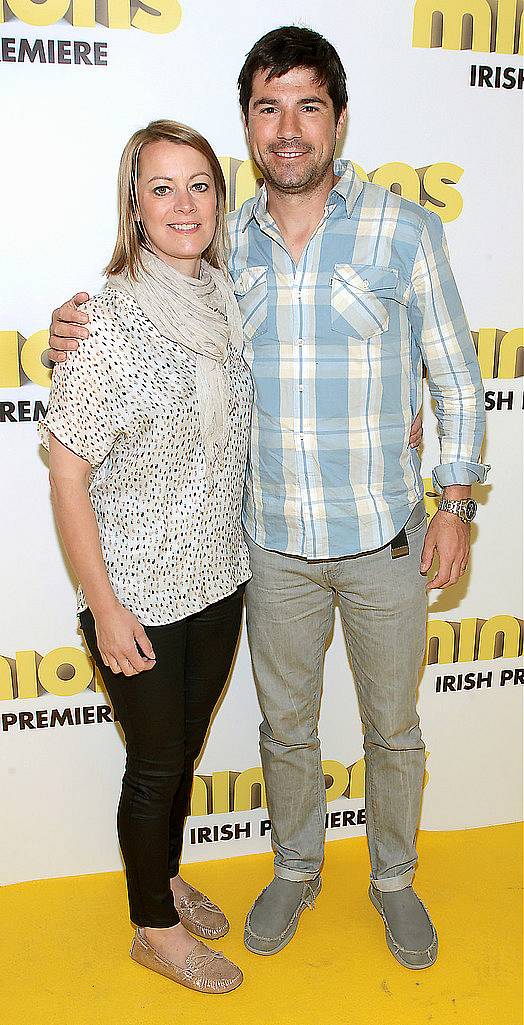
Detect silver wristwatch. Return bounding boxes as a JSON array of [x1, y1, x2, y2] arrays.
[[438, 497, 477, 523]]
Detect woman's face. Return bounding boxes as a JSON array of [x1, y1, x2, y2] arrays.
[[136, 140, 218, 276]]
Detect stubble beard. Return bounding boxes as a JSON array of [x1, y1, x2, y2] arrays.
[[255, 145, 337, 197]]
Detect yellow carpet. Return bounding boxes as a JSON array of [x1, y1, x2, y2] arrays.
[[1, 824, 522, 1025]]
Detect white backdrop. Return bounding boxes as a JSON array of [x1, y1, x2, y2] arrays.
[[1, 0, 523, 886]]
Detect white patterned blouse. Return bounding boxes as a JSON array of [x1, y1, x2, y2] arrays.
[[39, 282, 253, 625]]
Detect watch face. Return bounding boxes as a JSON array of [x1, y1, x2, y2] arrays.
[[465, 499, 477, 521]]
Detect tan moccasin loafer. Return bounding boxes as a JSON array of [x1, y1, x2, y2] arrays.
[[130, 928, 242, 994], [175, 885, 229, 940]]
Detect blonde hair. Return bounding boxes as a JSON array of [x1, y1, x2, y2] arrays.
[[105, 119, 229, 280]]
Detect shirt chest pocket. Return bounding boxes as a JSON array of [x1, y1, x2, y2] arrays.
[[233, 266, 269, 341], [330, 264, 400, 340]]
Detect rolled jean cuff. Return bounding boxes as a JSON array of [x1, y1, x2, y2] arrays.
[[371, 866, 415, 892], [275, 865, 320, 883]]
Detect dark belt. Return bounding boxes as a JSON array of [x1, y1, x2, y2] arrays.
[[390, 526, 409, 559]]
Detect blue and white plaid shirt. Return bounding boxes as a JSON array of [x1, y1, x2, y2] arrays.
[[228, 159, 488, 559]]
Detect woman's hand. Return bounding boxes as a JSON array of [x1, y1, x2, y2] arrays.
[[409, 409, 423, 448], [94, 602, 156, 676]]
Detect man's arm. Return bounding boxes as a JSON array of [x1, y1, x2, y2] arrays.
[[48, 291, 425, 447], [409, 211, 489, 590]]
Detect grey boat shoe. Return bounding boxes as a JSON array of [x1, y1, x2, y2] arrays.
[[244, 875, 322, 955], [369, 883, 438, 969]]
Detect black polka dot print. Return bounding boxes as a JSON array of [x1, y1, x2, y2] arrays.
[[39, 285, 253, 625]]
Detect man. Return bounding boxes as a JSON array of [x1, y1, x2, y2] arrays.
[[48, 26, 487, 970]]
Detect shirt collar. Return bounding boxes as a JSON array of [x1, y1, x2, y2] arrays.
[[331, 159, 364, 217], [239, 158, 364, 232]]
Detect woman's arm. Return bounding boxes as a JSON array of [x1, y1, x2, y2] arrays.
[[48, 433, 156, 676]]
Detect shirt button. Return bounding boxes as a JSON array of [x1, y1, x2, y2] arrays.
[[297, 339, 303, 346], [299, 385, 304, 392], [299, 434, 304, 441]]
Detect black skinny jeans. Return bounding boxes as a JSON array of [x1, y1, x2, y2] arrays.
[[79, 586, 244, 928]]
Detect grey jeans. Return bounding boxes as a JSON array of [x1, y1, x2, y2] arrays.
[[244, 501, 428, 892]]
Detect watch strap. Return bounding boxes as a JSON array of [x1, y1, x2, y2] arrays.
[[438, 497, 476, 522]]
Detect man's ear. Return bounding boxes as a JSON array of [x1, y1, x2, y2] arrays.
[[335, 106, 348, 141]]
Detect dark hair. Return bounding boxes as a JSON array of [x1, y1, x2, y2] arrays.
[[238, 25, 348, 124]]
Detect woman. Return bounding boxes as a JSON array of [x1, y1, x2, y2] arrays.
[[39, 120, 253, 994]]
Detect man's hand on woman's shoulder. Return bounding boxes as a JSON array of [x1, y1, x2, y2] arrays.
[[48, 292, 91, 363]]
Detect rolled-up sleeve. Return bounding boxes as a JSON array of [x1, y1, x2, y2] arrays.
[[408, 211, 490, 492], [38, 306, 124, 469]]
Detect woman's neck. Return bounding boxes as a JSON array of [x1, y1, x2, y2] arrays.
[[149, 244, 201, 280]]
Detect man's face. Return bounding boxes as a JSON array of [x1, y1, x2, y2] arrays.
[[245, 66, 346, 195]]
